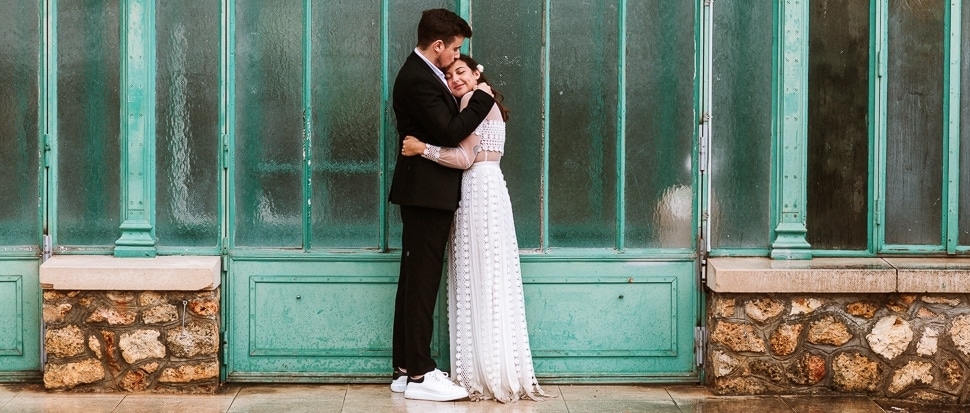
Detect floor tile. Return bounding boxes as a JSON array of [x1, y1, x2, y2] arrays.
[[558, 384, 674, 401], [344, 383, 397, 401], [675, 396, 795, 413], [562, 400, 681, 413], [537, 385, 563, 398], [782, 395, 886, 413], [234, 383, 347, 401], [0, 388, 15, 408], [340, 399, 409, 413], [664, 384, 716, 401], [460, 397, 569, 413], [217, 382, 245, 397], [0, 395, 122, 413], [873, 398, 969, 413], [227, 398, 344, 413], [113, 395, 234, 413]]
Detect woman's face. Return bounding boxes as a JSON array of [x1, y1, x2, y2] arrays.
[[445, 60, 480, 97]]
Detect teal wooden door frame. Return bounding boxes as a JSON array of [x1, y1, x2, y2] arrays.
[[223, 0, 703, 383]]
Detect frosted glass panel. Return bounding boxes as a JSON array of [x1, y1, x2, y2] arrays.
[[0, 1, 39, 246], [57, 0, 121, 247], [384, 0, 453, 250], [548, 0, 618, 248], [807, 0, 869, 250], [625, 0, 696, 249], [156, 0, 220, 248], [310, 0, 382, 248], [961, 1, 970, 246], [469, 0, 543, 249], [885, 0, 944, 246], [710, 0, 773, 250], [234, 1, 303, 248]]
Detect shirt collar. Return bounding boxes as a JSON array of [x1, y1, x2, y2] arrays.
[[415, 48, 448, 87]]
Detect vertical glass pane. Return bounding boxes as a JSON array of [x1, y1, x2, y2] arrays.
[[310, 1, 381, 249], [57, 0, 121, 247], [0, 1, 39, 247], [885, 0, 944, 246], [710, 0, 773, 249], [234, 1, 303, 248], [807, 0, 869, 250], [961, 0, 970, 246], [156, 0, 220, 248], [384, 0, 453, 250], [470, 0, 543, 249], [549, 0, 618, 248], [625, 1, 695, 249]]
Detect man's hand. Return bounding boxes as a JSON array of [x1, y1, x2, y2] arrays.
[[402, 136, 426, 157]]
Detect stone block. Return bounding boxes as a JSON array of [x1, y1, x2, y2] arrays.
[[707, 258, 895, 293], [866, 316, 913, 360]]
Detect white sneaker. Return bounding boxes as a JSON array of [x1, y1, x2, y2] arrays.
[[403, 369, 469, 401], [390, 373, 407, 393]]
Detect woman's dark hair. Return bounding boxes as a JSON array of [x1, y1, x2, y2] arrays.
[[456, 54, 509, 122]]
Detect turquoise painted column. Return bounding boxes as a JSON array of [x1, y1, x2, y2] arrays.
[[115, 0, 157, 257], [770, 0, 811, 260]]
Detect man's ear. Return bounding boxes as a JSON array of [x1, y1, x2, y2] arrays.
[[431, 39, 444, 53]]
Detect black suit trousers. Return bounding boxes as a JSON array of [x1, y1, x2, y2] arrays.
[[392, 205, 455, 376]]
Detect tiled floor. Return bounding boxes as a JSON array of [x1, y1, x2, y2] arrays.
[[1, 383, 967, 413]]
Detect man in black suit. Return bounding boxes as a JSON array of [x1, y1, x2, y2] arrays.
[[387, 8, 494, 402]]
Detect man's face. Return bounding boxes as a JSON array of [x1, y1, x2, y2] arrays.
[[433, 36, 465, 69]]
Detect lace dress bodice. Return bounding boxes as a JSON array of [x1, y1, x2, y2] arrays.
[[421, 102, 505, 170], [473, 119, 505, 154]]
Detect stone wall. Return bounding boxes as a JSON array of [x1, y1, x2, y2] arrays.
[[706, 293, 970, 404], [42, 289, 221, 393]]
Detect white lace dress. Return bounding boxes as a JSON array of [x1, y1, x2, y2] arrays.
[[421, 110, 546, 403]]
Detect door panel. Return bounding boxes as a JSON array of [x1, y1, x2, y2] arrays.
[[0, 260, 41, 381], [523, 260, 696, 381], [226, 258, 418, 381], [226, 258, 698, 382]]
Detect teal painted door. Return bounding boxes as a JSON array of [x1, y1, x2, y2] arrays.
[[0, 0, 42, 381], [0, 261, 41, 382], [224, 0, 701, 383]]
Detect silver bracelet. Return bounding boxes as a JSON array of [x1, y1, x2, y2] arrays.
[[422, 144, 441, 162]]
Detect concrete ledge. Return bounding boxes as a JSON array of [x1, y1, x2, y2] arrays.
[[40, 255, 221, 291], [707, 257, 896, 293], [889, 257, 970, 293]]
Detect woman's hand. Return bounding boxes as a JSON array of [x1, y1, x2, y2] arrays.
[[401, 136, 425, 157]]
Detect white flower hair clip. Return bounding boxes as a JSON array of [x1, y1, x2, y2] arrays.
[[476, 64, 484, 73]]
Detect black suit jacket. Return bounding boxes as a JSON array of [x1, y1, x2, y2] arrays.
[[388, 51, 495, 211]]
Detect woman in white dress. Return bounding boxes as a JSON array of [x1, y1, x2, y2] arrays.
[[401, 54, 547, 403]]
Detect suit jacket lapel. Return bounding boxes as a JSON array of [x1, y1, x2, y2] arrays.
[[410, 52, 457, 112]]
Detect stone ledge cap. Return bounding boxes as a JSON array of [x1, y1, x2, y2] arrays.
[[888, 257, 970, 293], [707, 257, 895, 293], [40, 255, 221, 291]]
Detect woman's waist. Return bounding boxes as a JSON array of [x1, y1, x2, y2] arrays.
[[469, 159, 501, 168], [472, 151, 502, 164]]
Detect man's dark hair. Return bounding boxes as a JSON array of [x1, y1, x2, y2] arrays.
[[417, 8, 472, 49]]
